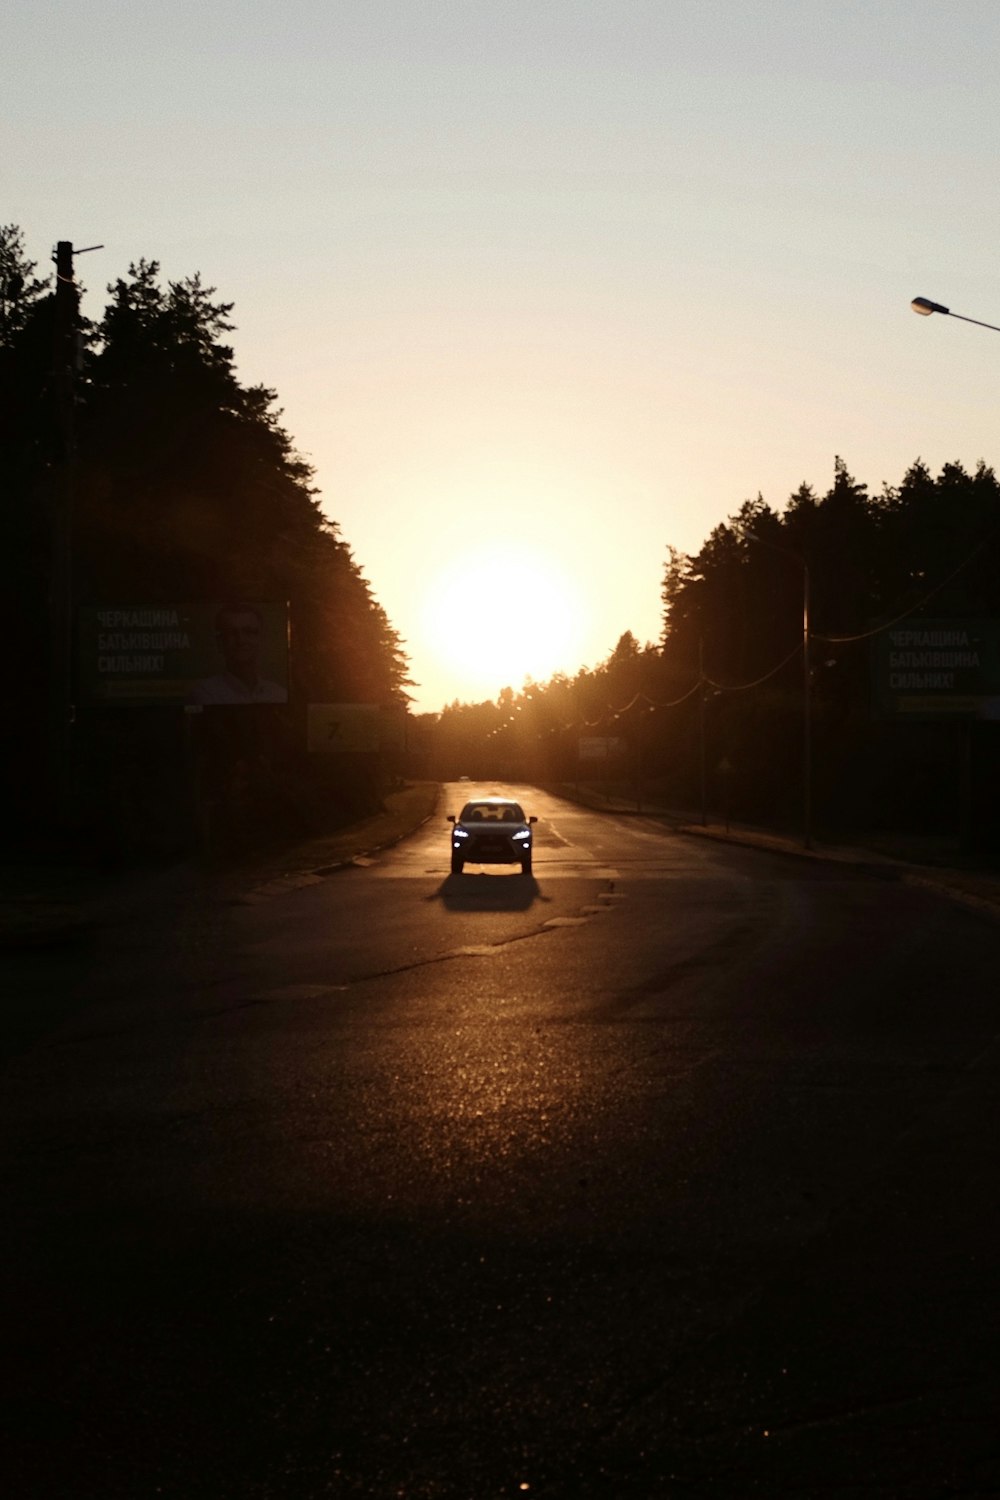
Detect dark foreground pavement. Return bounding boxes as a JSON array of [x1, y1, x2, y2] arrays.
[[3, 783, 1000, 1498]]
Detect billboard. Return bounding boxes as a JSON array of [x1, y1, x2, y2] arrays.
[[872, 619, 1000, 720], [78, 603, 289, 706]]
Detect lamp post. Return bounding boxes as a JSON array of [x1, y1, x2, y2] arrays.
[[910, 297, 1000, 334], [746, 532, 811, 850], [912, 294, 1000, 851]]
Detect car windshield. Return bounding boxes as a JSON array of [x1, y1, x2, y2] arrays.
[[459, 802, 525, 824]]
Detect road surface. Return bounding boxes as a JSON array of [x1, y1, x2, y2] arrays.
[[3, 784, 999, 1497]]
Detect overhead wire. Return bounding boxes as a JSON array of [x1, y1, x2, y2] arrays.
[[566, 645, 797, 731], [522, 511, 1000, 731], [702, 641, 803, 693], [813, 530, 998, 645]]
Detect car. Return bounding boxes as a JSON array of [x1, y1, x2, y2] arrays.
[[447, 796, 538, 876]]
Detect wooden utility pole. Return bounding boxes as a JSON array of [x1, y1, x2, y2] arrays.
[[50, 241, 78, 805], [50, 239, 101, 812]]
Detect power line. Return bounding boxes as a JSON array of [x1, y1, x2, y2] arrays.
[[813, 530, 998, 645], [702, 642, 803, 693]]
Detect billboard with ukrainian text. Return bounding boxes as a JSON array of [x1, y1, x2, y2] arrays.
[[77, 602, 290, 706], [871, 619, 1000, 720]]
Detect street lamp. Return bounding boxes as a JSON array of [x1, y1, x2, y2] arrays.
[[911, 296, 1000, 334], [911, 292, 997, 854], [746, 532, 812, 850]]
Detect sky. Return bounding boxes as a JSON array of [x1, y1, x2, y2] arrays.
[[7, 0, 1000, 712]]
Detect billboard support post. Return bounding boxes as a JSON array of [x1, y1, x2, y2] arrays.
[[960, 720, 973, 854]]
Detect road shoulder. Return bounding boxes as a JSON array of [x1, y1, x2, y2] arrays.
[[0, 781, 443, 948]]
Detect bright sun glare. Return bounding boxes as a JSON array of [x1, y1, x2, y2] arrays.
[[421, 551, 583, 697]]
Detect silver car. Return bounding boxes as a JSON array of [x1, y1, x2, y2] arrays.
[[447, 797, 537, 876]]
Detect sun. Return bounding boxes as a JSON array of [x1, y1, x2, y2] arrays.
[[421, 550, 583, 695]]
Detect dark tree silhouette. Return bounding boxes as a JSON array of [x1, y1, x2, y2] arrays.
[[423, 454, 1000, 847], [2, 234, 411, 854]]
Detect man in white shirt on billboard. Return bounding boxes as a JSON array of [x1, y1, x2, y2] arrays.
[[189, 603, 287, 705]]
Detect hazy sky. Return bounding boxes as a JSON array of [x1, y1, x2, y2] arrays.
[[8, 0, 1000, 711]]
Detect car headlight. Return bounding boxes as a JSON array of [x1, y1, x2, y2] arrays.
[[511, 829, 531, 841], [453, 828, 470, 839]]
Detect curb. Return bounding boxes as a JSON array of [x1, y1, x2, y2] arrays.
[[548, 784, 1000, 921], [0, 902, 94, 951], [673, 821, 900, 872], [674, 820, 1000, 920], [235, 806, 439, 905], [0, 807, 442, 942], [897, 869, 1000, 922]]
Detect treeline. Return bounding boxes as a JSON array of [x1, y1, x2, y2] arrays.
[[423, 457, 1000, 846], [1, 225, 410, 857], [8, 215, 999, 855]]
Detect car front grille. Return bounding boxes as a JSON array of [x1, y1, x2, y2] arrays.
[[473, 837, 510, 855]]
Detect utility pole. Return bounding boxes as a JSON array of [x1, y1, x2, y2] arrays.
[[50, 239, 101, 815], [745, 531, 812, 850], [802, 560, 812, 851], [699, 638, 707, 826]]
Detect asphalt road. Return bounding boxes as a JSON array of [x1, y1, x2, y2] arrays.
[[3, 784, 1000, 1498]]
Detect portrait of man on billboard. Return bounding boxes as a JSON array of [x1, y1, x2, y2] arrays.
[[189, 603, 288, 705]]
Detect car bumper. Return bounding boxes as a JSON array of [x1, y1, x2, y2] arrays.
[[454, 837, 530, 863]]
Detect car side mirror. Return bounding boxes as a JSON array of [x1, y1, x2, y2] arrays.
[[529, 816, 538, 824], [447, 814, 456, 823]]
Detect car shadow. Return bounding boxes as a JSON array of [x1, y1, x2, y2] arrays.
[[431, 871, 549, 911]]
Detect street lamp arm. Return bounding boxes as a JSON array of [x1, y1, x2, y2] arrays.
[[947, 312, 1000, 334], [911, 296, 1000, 334], [744, 529, 810, 584]]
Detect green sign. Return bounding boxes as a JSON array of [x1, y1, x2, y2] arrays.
[[307, 704, 379, 753], [578, 736, 627, 760], [307, 705, 408, 754], [872, 619, 1000, 720]]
